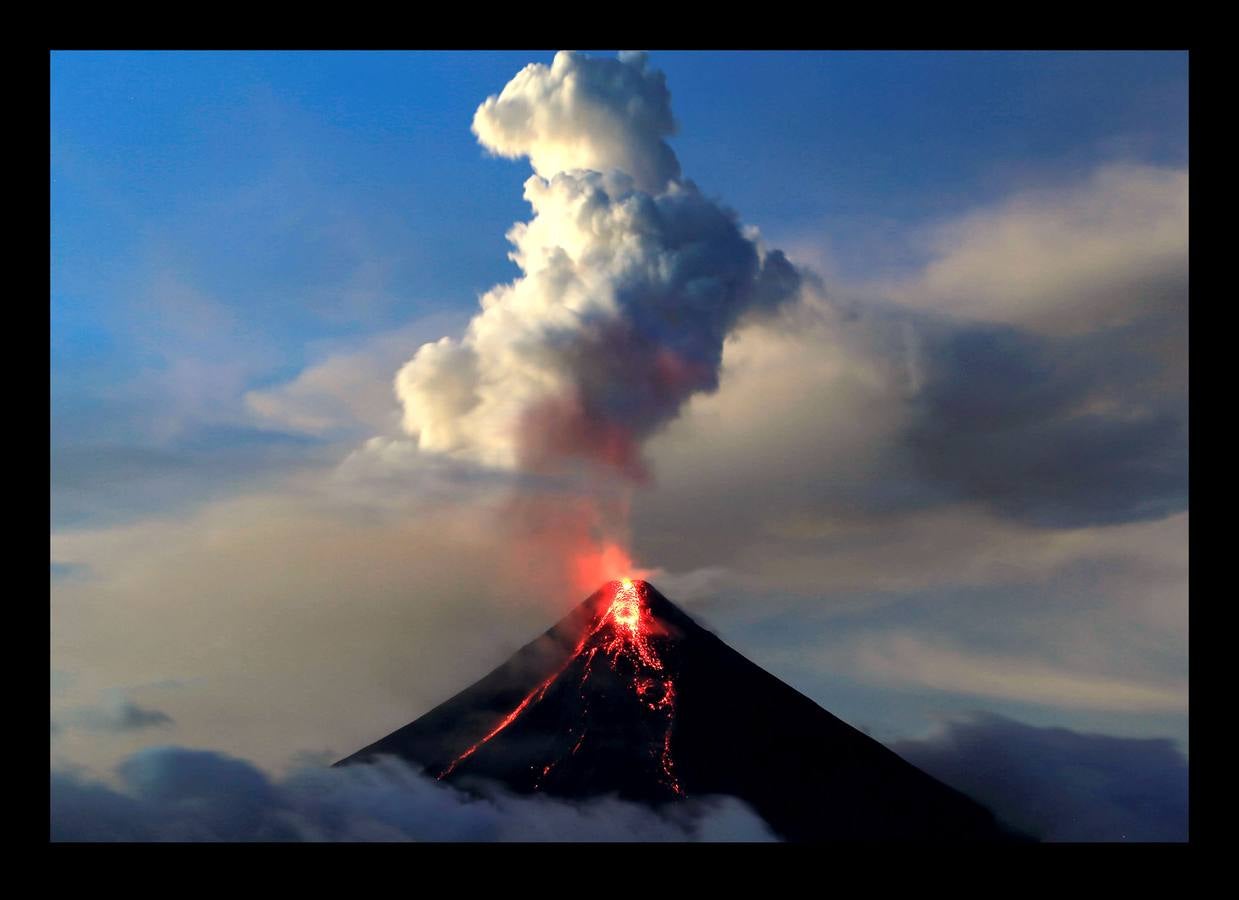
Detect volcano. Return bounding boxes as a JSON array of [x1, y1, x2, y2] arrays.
[[337, 580, 1024, 841]]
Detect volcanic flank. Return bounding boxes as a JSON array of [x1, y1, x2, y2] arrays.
[[337, 580, 1025, 842]]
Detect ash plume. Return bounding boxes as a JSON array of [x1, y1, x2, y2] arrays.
[[395, 51, 801, 483]]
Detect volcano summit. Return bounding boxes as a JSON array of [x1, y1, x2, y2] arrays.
[[338, 580, 1024, 841]]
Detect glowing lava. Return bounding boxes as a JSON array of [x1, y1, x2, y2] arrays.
[[437, 579, 682, 796]]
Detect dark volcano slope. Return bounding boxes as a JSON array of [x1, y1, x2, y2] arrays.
[[337, 582, 1026, 842]]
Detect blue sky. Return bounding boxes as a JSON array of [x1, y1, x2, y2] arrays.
[[50, 51, 1189, 841]]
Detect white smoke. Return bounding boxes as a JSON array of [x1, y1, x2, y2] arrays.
[[395, 51, 801, 480], [472, 49, 680, 194]]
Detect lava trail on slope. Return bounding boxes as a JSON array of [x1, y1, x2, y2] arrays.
[[438, 578, 683, 800]]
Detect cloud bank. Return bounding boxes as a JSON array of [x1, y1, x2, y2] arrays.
[[635, 161, 1187, 577], [51, 747, 776, 842], [890, 713, 1188, 841]]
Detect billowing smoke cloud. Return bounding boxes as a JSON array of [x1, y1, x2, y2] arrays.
[[472, 50, 680, 194], [51, 747, 777, 842], [395, 51, 800, 482]]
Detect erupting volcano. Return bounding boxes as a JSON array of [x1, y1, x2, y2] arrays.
[[338, 580, 1027, 841], [437, 579, 682, 796]]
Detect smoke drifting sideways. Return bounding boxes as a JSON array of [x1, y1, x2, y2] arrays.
[[50, 747, 777, 842], [392, 51, 801, 587]]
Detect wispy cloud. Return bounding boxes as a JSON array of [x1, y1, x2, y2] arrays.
[[58, 694, 174, 734], [851, 633, 1186, 713], [887, 163, 1187, 336], [244, 313, 469, 440]]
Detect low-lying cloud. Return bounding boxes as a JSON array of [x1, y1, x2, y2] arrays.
[[51, 746, 777, 842], [890, 712, 1188, 841]]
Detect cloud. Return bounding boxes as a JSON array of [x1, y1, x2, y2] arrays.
[[98, 273, 277, 446], [397, 52, 800, 481], [50, 562, 90, 581], [633, 162, 1186, 549], [904, 315, 1186, 527], [60, 694, 174, 734], [246, 354, 404, 439], [849, 633, 1186, 713], [473, 50, 681, 194], [50, 432, 327, 529], [51, 156, 1186, 776], [244, 313, 470, 439], [51, 746, 776, 842], [889, 713, 1187, 841], [49, 482, 641, 774], [889, 163, 1188, 337], [50, 53, 1187, 805]]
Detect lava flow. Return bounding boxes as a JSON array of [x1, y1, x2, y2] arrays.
[[437, 578, 683, 796]]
